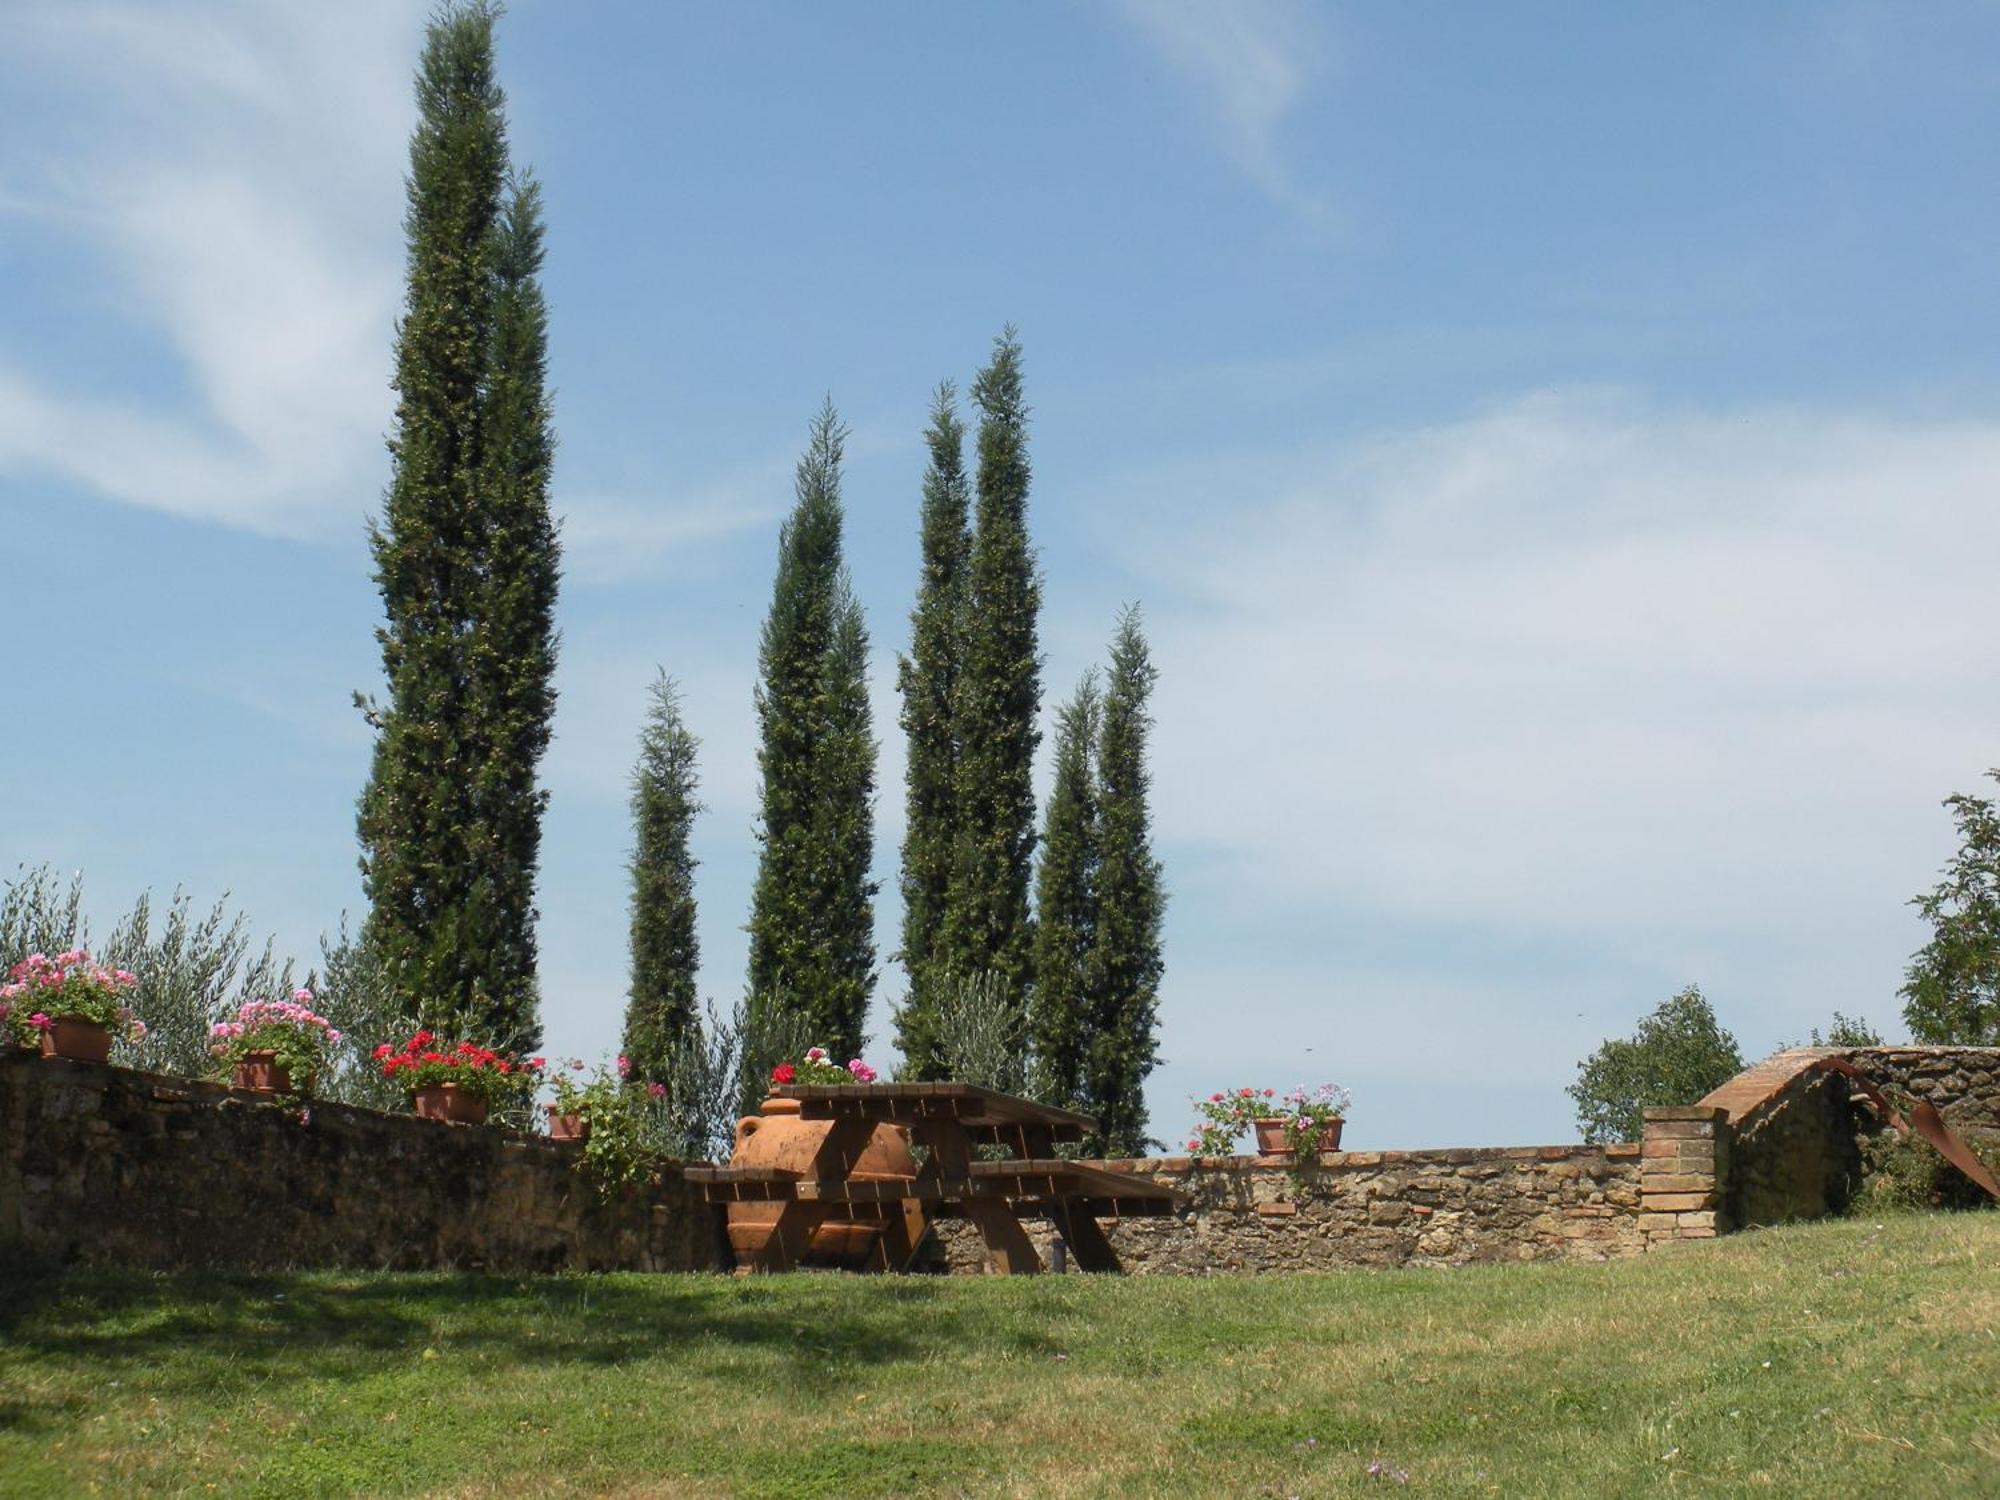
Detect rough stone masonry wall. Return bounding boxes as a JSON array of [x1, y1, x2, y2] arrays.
[[932, 1142, 1646, 1273], [1689, 1045, 2000, 1231], [0, 1054, 729, 1274]]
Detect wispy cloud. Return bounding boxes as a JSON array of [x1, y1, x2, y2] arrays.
[[1109, 0, 1331, 222], [1105, 390, 2000, 1046], [0, 1, 419, 535]]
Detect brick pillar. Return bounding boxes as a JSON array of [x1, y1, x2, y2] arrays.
[[1639, 1105, 1731, 1248]]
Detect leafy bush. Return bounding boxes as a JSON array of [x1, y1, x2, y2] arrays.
[[1568, 985, 1744, 1144], [1855, 1126, 2000, 1213], [653, 999, 746, 1161], [735, 993, 816, 1117], [1901, 775, 2000, 1044], [2, 865, 295, 1078], [1808, 1011, 1885, 1048], [917, 970, 1029, 1095], [308, 919, 416, 1110]]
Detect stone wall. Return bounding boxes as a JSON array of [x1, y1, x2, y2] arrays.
[[0, 1053, 729, 1274], [15, 1046, 1986, 1278], [932, 1142, 1645, 1274], [1694, 1046, 2000, 1229]]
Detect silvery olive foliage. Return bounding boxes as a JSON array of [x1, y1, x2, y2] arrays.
[[1, 864, 295, 1079]]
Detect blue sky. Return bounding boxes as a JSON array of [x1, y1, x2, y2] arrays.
[[5, 1, 2000, 1149]]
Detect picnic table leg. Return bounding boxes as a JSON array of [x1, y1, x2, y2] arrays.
[[746, 1201, 826, 1273], [744, 1118, 881, 1273], [964, 1198, 1043, 1275], [1048, 1204, 1121, 1273]]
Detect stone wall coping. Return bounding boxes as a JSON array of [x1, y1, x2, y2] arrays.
[[1077, 1141, 1637, 1175], [1697, 1044, 2000, 1129], [1642, 1105, 1730, 1122]]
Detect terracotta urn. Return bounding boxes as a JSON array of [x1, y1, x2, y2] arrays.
[[726, 1097, 923, 1267], [40, 1016, 113, 1064], [547, 1106, 588, 1142], [413, 1082, 489, 1125], [233, 1049, 292, 1094]]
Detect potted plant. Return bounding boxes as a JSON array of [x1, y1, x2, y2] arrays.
[[210, 990, 343, 1096], [1187, 1083, 1351, 1158], [1188, 1088, 1275, 1157], [534, 1054, 671, 1194], [768, 1045, 879, 1088], [1261, 1083, 1351, 1156], [2, 950, 145, 1063], [373, 1030, 534, 1124]]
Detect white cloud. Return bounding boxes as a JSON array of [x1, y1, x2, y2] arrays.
[[1109, 0, 1330, 221], [559, 477, 787, 587], [1116, 391, 2000, 1044], [0, 1, 420, 535]]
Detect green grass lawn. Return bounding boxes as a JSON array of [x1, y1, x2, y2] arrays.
[[3, 1213, 1995, 1498]]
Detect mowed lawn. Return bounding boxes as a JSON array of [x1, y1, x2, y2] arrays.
[[2, 1214, 1995, 1498]]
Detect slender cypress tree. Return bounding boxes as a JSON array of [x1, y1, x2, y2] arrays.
[[893, 383, 972, 1076], [746, 402, 879, 1059], [939, 327, 1042, 1010], [356, 2, 558, 1053], [1029, 673, 1102, 1109], [623, 673, 703, 1083], [1084, 606, 1165, 1156]]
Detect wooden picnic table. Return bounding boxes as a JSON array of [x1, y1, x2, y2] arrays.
[[684, 1082, 1185, 1275]]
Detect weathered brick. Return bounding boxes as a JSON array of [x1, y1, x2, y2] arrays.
[[1643, 1120, 1715, 1140]]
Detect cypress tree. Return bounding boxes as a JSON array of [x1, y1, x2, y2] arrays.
[[1084, 605, 1165, 1156], [893, 383, 972, 1077], [355, 2, 558, 1053], [939, 327, 1042, 1010], [746, 402, 879, 1060], [1029, 673, 1102, 1109], [623, 673, 703, 1083]]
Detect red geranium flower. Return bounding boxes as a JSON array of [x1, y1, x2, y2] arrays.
[[771, 1062, 796, 1085]]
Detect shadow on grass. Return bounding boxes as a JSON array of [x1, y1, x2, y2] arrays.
[[0, 1266, 1060, 1401]]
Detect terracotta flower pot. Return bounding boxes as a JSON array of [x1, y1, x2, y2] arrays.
[[40, 1016, 113, 1064], [1252, 1118, 1291, 1156], [547, 1106, 589, 1142], [413, 1082, 489, 1125], [1253, 1117, 1345, 1156], [233, 1049, 293, 1094], [726, 1097, 925, 1267]]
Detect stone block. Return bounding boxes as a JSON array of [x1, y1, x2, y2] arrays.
[[1640, 1191, 1713, 1212], [1643, 1120, 1715, 1140], [1639, 1173, 1714, 1193]]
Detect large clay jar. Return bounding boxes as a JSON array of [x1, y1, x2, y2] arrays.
[[726, 1097, 923, 1267]]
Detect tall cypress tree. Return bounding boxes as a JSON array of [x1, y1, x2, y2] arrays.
[[893, 383, 972, 1077], [939, 327, 1042, 1010], [1084, 605, 1165, 1156], [356, 2, 558, 1053], [623, 673, 703, 1083], [1030, 673, 1102, 1110], [746, 402, 879, 1060]]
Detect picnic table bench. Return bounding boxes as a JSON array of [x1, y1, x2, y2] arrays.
[[684, 1082, 1185, 1275]]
